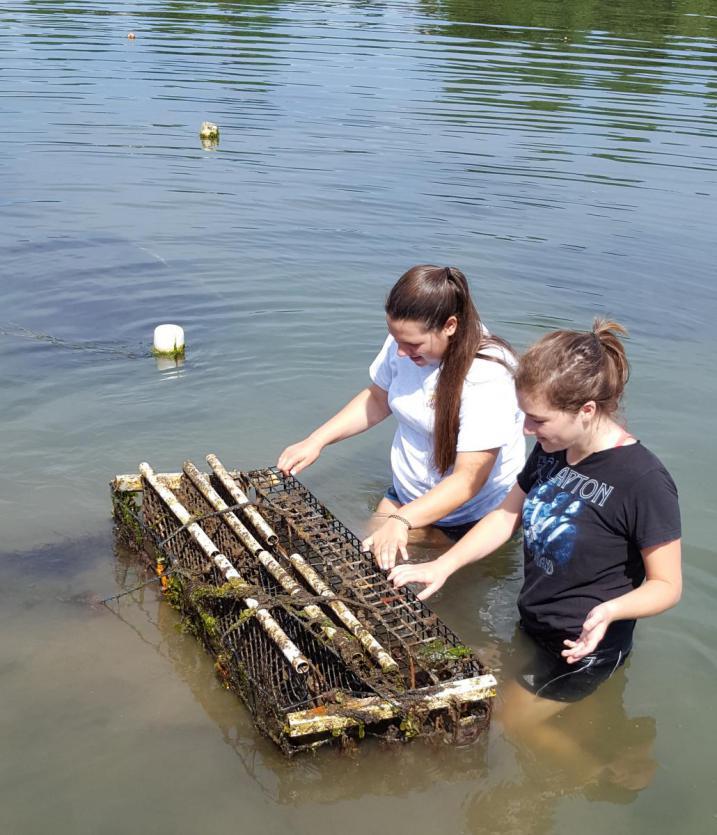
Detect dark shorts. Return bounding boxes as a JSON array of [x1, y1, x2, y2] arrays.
[[383, 485, 478, 543], [516, 628, 631, 703]]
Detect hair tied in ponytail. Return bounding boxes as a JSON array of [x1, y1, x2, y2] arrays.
[[385, 264, 516, 473], [515, 319, 630, 417]]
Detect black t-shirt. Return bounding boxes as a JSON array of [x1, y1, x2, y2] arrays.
[[516, 441, 681, 653]]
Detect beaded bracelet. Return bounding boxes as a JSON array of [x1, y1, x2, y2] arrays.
[[388, 513, 412, 530]]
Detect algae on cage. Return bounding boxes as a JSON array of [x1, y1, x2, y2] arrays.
[[415, 639, 473, 665], [112, 491, 144, 548]]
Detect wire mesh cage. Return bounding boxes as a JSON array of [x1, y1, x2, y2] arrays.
[[110, 454, 496, 754]]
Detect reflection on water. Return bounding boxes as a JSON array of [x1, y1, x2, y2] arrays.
[[105, 535, 655, 812], [1, 0, 716, 833], [154, 354, 186, 375]]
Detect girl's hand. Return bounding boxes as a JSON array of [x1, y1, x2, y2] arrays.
[[361, 519, 409, 571], [562, 601, 615, 663], [277, 438, 322, 476], [388, 559, 449, 601]]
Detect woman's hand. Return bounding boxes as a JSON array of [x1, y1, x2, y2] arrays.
[[561, 600, 615, 664], [388, 559, 450, 601], [361, 518, 410, 571], [277, 384, 392, 477], [562, 540, 682, 664], [277, 437, 323, 476]]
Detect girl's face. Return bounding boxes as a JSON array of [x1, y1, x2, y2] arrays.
[[519, 389, 593, 452], [387, 316, 457, 366]]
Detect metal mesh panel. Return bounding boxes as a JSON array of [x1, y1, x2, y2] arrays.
[[243, 468, 485, 687]]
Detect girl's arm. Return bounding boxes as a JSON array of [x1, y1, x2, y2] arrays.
[[562, 538, 682, 663], [362, 448, 500, 569], [388, 482, 525, 599], [397, 449, 500, 527], [277, 384, 391, 476]]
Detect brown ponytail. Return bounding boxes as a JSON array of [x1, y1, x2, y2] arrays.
[[515, 318, 630, 415], [386, 265, 514, 474]]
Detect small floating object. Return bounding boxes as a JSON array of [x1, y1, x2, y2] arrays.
[[199, 121, 219, 140], [127, 32, 136, 40], [110, 454, 496, 754], [152, 324, 185, 359]]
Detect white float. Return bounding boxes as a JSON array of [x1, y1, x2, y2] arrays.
[[153, 324, 185, 358]]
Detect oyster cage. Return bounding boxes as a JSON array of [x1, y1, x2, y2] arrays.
[[110, 454, 496, 754]]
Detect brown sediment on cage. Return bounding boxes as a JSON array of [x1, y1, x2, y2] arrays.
[[110, 454, 496, 754]]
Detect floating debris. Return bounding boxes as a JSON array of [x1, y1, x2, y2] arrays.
[[110, 454, 496, 754], [199, 121, 219, 140], [127, 32, 136, 40]]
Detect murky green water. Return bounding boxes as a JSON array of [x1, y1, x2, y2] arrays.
[[1, 1, 715, 832]]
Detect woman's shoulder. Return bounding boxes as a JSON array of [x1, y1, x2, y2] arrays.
[[617, 440, 668, 469], [369, 334, 399, 387], [370, 333, 397, 365], [619, 442, 677, 484], [590, 442, 679, 509], [465, 343, 516, 384]]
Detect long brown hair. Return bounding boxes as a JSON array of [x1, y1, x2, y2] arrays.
[[515, 319, 630, 416], [385, 265, 514, 474]]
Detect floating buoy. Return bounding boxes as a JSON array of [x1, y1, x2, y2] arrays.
[[199, 121, 219, 140], [127, 32, 136, 40], [152, 324, 185, 359]]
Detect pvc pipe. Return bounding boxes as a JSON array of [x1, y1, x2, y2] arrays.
[[206, 454, 278, 545], [182, 461, 339, 640], [285, 674, 497, 738]]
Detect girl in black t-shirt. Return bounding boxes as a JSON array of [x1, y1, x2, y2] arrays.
[[390, 320, 681, 723]]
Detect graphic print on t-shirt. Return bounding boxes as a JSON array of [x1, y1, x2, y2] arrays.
[[522, 481, 583, 575], [523, 460, 617, 577]]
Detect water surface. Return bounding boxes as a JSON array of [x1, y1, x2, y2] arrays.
[[1, 1, 715, 832]]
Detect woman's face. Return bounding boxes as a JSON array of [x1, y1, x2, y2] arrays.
[[518, 389, 590, 452], [387, 316, 457, 366]]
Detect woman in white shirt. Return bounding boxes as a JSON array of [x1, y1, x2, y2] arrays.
[[277, 265, 525, 569]]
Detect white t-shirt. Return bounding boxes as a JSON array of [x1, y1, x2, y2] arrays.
[[369, 335, 525, 526]]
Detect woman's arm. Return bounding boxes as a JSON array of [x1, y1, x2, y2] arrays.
[[277, 384, 391, 476], [362, 448, 499, 569], [562, 538, 682, 663], [388, 482, 525, 599], [399, 449, 500, 528]]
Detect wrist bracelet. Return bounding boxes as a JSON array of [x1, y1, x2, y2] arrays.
[[388, 513, 412, 530]]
